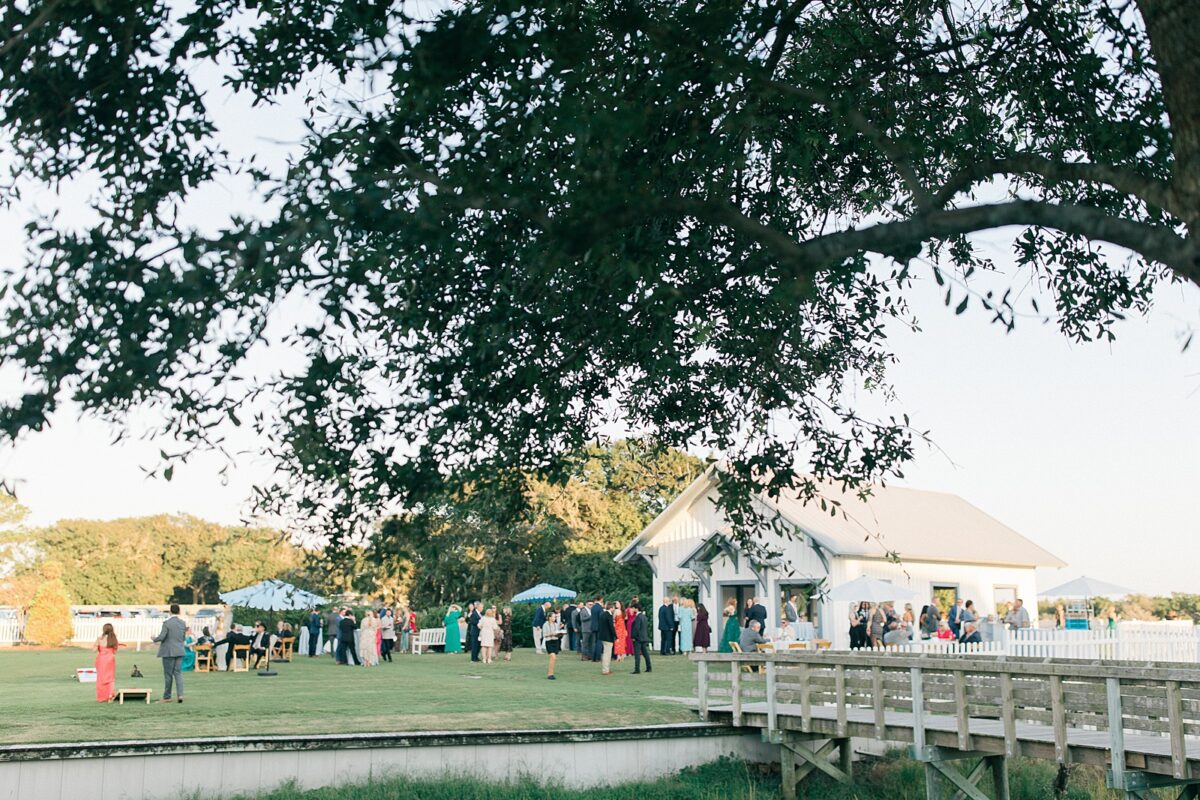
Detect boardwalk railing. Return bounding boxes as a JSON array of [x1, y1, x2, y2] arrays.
[[831, 622, 1200, 663], [693, 649, 1200, 797]]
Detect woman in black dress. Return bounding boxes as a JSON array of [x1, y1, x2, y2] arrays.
[[499, 606, 514, 661], [693, 603, 712, 652]]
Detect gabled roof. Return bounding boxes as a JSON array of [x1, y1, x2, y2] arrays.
[[617, 469, 1065, 569]]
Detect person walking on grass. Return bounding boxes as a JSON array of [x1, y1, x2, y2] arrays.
[[542, 610, 564, 680], [152, 603, 187, 704], [629, 600, 652, 674], [577, 601, 594, 662]]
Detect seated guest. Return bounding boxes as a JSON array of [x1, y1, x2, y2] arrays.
[[936, 619, 955, 640], [249, 622, 271, 668], [960, 622, 983, 644], [213, 625, 253, 670], [181, 627, 197, 672], [739, 620, 770, 653], [882, 621, 910, 646], [196, 627, 215, 646]]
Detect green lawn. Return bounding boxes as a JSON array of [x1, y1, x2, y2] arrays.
[[0, 647, 699, 745]]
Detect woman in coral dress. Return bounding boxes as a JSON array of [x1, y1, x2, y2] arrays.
[[94, 623, 121, 702], [613, 601, 629, 660]]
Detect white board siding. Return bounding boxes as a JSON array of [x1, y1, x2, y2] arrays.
[[642, 483, 1041, 649]]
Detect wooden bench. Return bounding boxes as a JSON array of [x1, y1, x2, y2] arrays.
[[193, 643, 213, 672], [231, 644, 250, 672], [116, 688, 150, 704], [412, 628, 445, 654]]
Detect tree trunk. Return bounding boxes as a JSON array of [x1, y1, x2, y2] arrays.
[[1139, 0, 1200, 231]]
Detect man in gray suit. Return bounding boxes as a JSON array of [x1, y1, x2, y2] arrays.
[[153, 603, 187, 703]]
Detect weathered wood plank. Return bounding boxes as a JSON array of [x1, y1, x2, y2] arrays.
[[1167, 679, 1187, 780]]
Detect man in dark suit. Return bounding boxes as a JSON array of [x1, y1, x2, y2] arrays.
[[598, 601, 617, 675], [657, 597, 676, 656], [306, 607, 322, 657], [577, 602, 593, 661], [532, 601, 549, 654], [213, 624, 253, 670], [468, 601, 482, 662], [337, 609, 360, 665], [562, 602, 577, 652], [590, 596, 604, 661], [629, 601, 651, 674], [747, 597, 768, 632], [249, 621, 271, 668]]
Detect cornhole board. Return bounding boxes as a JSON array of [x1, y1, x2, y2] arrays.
[[76, 668, 97, 683], [116, 688, 151, 704]]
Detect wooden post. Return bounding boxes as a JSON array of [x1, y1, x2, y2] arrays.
[[766, 659, 778, 734], [835, 664, 847, 736], [989, 755, 1011, 800], [838, 737, 854, 779], [999, 673, 1017, 758], [953, 670, 971, 751], [1166, 680, 1187, 780], [697, 660, 709, 721], [1107, 677, 1126, 790], [1049, 675, 1068, 764], [781, 743, 797, 800], [911, 666, 926, 750], [799, 661, 812, 733], [872, 666, 886, 739], [731, 661, 742, 727]]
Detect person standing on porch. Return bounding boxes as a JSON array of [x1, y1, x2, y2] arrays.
[[919, 597, 940, 640], [747, 597, 768, 633], [784, 595, 800, 639], [658, 597, 676, 656], [719, 599, 740, 653], [152, 603, 187, 704], [1005, 598, 1031, 629], [677, 599, 694, 653], [948, 597, 965, 637], [693, 602, 712, 652]]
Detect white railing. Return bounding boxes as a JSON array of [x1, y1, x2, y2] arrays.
[[70, 617, 205, 648], [0, 619, 22, 646], [833, 622, 1200, 662]]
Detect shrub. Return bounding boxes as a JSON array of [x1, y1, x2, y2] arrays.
[[24, 563, 73, 646]]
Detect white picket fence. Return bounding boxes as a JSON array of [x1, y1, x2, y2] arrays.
[[838, 622, 1200, 663], [70, 617, 206, 649], [0, 619, 21, 646]]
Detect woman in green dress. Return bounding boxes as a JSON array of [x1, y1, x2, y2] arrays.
[[444, 604, 463, 653], [718, 600, 740, 653], [181, 628, 197, 671]]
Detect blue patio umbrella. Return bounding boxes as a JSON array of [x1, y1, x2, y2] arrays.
[[219, 579, 328, 611], [510, 583, 577, 603]]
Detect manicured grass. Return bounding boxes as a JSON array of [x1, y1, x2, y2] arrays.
[[0, 647, 698, 744]]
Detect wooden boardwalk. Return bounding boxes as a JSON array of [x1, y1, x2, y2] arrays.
[[692, 651, 1200, 800]]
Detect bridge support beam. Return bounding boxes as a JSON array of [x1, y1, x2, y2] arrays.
[[767, 731, 852, 800], [1108, 769, 1200, 800], [911, 746, 1009, 800]]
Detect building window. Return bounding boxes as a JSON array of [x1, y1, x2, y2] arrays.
[[931, 584, 959, 617], [993, 585, 1018, 618]]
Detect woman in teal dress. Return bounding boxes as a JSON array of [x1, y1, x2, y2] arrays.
[[444, 604, 463, 653], [678, 599, 695, 653], [181, 628, 196, 672], [718, 600, 740, 653]]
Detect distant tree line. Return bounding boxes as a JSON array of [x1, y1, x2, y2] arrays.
[[0, 512, 305, 608]]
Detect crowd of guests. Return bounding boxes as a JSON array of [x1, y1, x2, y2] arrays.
[[308, 605, 420, 666], [848, 595, 1034, 648]]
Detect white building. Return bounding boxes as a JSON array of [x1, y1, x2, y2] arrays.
[[614, 468, 1064, 648]]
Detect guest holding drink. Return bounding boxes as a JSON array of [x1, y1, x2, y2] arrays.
[[94, 623, 122, 702], [542, 610, 564, 680]]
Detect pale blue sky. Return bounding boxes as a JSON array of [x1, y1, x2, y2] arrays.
[[0, 66, 1196, 595]]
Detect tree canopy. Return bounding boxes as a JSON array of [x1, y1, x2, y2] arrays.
[[0, 514, 305, 605], [0, 1, 1196, 545], [379, 439, 701, 607]]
